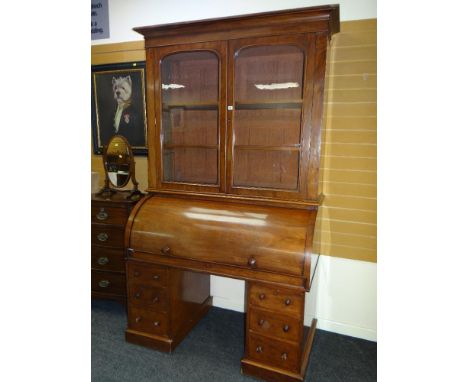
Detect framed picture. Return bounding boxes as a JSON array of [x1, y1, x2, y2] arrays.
[[91, 61, 147, 155]]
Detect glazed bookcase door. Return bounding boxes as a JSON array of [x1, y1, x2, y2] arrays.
[[227, 35, 315, 200], [150, 41, 227, 193]]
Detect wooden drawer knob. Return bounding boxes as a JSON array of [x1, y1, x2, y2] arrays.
[[248, 256, 257, 268], [258, 319, 265, 326], [135, 316, 142, 323], [153, 275, 160, 280], [283, 324, 290, 332], [152, 296, 159, 303], [134, 271, 140, 277], [256, 346, 263, 353], [153, 321, 160, 327], [161, 246, 171, 255], [96, 208, 108, 221], [281, 353, 288, 361], [284, 298, 292, 306], [134, 292, 141, 299], [97, 256, 109, 265], [259, 293, 266, 300], [97, 232, 109, 242]]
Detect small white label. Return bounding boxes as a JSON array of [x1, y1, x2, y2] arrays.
[[227, 105, 234, 111]]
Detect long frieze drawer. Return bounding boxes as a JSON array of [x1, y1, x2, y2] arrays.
[[128, 284, 169, 311], [128, 306, 169, 337], [91, 224, 124, 247], [249, 283, 303, 318], [127, 261, 168, 288], [91, 246, 125, 272], [249, 307, 301, 343], [91, 271, 126, 296], [91, 204, 129, 225], [247, 333, 300, 373]]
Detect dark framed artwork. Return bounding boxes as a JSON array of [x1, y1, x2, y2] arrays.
[[91, 61, 148, 155]]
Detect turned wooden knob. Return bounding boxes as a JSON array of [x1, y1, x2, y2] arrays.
[[153, 275, 160, 280], [134, 271, 140, 277], [259, 293, 266, 300], [152, 296, 159, 303], [135, 316, 142, 323], [153, 321, 160, 327], [258, 319, 265, 326], [285, 298, 292, 306], [256, 346, 263, 353], [134, 292, 141, 299], [248, 256, 257, 268], [281, 353, 288, 361], [283, 324, 290, 332], [161, 246, 171, 255]]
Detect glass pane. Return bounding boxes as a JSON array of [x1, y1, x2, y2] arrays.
[[233, 149, 299, 190], [163, 148, 218, 184], [161, 51, 219, 184], [234, 45, 304, 103]]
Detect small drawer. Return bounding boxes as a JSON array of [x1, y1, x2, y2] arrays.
[[247, 333, 300, 373], [91, 204, 128, 225], [128, 306, 168, 337], [91, 246, 125, 272], [249, 283, 303, 318], [128, 284, 169, 312], [91, 224, 124, 248], [249, 307, 301, 342], [127, 262, 168, 288], [91, 271, 126, 296]]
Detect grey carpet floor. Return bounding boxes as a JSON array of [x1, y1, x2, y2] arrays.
[[92, 300, 376, 382]]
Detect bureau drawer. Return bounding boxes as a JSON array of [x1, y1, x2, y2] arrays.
[[91, 246, 125, 272], [128, 306, 169, 337], [249, 283, 303, 318], [91, 270, 126, 296], [247, 333, 300, 372], [128, 284, 169, 311], [249, 307, 301, 343], [91, 224, 125, 248], [91, 204, 129, 225], [127, 262, 168, 288]]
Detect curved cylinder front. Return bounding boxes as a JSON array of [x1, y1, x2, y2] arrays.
[[128, 196, 315, 277]]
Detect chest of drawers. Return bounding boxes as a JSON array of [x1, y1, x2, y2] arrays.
[[91, 191, 140, 302]]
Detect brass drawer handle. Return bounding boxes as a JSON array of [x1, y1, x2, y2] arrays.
[[98, 280, 110, 288], [153, 321, 160, 327], [248, 256, 257, 268], [281, 353, 288, 361], [283, 324, 290, 332], [259, 293, 266, 300], [256, 346, 263, 353], [284, 298, 292, 306], [96, 208, 108, 221], [161, 246, 171, 255], [97, 256, 109, 265], [97, 232, 109, 242]]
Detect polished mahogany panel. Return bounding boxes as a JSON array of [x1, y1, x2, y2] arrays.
[[128, 195, 316, 277]]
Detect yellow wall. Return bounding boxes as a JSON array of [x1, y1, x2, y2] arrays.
[[91, 19, 377, 263]]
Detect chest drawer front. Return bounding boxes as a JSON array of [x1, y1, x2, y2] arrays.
[[91, 225, 125, 248], [91, 204, 129, 225], [128, 306, 168, 337], [247, 333, 300, 372], [128, 284, 169, 311], [91, 246, 125, 272], [127, 262, 168, 288], [249, 283, 303, 318], [249, 308, 301, 342], [91, 271, 126, 296]]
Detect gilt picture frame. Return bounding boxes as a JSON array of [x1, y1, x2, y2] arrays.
[[91, 61, 147, 155]]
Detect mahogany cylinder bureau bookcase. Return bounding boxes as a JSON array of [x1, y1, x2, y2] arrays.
[[125, 5, 339, 382]]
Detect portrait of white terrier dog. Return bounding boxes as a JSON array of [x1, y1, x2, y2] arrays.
[[112, 76, 133, 133]]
